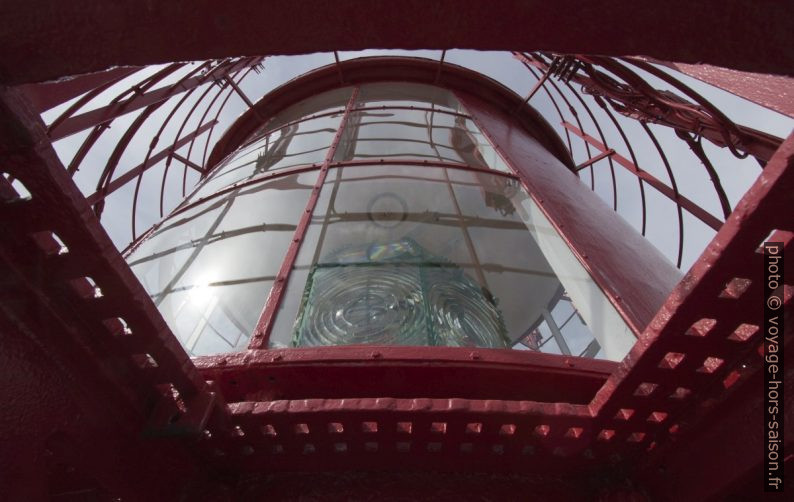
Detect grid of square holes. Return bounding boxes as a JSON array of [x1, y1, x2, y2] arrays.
[[1, 166, 214, 432], [589, 228, 791, 456], [213, 416, 603, 461]]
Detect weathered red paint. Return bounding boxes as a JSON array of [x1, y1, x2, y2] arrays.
[[0, 86, 224, 500], [1, 0, 794, 86], [18, 66, 141, 112], [194, 346, 617, 404], [647, 58, 794, 118]]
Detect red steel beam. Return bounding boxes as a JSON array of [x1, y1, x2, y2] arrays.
[[86, 120, 217, 206], [195, 346, 617, 405], [589, 132, 794, 498], [563, 121, 724, 231], [1, 1, 793, 86], [18, 66, 141, 112], [642, 58, 794, 119], [0, 86, 225, 500], [171, 151, 205, 173], [575, 149, 615, 172]]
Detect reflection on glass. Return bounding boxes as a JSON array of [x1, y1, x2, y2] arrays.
[[355, 82, 464, 113], [252, 86, 353, 138], [127, 171, 319, 356], [190, 115, 341, 201], [131, 80, 628, 360], [271, 165, 607, 357], [334, 110, 504, 170]]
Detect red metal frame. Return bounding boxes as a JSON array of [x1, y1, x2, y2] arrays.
[[0, 6, 792, 495], [189, 132, 792, 493], [205, 57, 574, 176], [0, 86, 226, 500], [177, 60, 677, 354], [646, 58, 794, 119], [86, 120, 217, 205], [563, 121, 723, 231], [19, 66, 142, 113], [2, 1, 794, 87]]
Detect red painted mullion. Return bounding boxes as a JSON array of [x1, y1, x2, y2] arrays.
[[248, 87, 360, 349]]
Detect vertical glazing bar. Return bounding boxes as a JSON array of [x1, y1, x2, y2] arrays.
[[249, 87, 360, 349]]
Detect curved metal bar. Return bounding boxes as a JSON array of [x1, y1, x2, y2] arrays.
[[165, 159, 519, 229], [200, 66, 261, 177], [594, 56, 780, 161], [65, 63, 185, 176], [562, 78, 619, 211], [526, 52, 595, 188], [677, 131, 733, 219], [46, 68, 143, 136], [94, 63, 211, 218], [620, 57, 749, 143], [597, 99, 649, 236], [178, 71, 239, 210], [130, 70, 231, 239], [639, 122, 685, 268], [152, 63, 216, 218], [514, 53, 574, 157], [166, 65, 230, 200]]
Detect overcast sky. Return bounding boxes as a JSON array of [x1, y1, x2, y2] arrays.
[[41, 50, 794, 272]]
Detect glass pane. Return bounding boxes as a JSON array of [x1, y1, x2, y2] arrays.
[[249, 86, 353, 139], [334, 110, 503, 170], [356, 82, 465, 113], [509, 188, 636, 360], [189, 115, 341, 202], [128, 171, 319, 356], [269, 164, 606, 354]]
